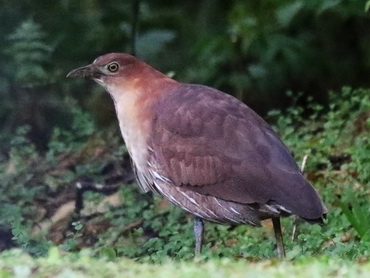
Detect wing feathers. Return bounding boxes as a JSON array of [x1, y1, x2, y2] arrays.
[[149, 84, 326, 219]]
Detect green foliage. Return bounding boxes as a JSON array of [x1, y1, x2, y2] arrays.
[[1, 1, 370, 270], [0, 100, 101, 255], [0, 87, 370, 263], [2, 248, 370, 278], [6, 19, 53, 87], [181, 0, 370, 114], [0, 18, 66, 149], [61, 221, 84, 252], [269, 87, 370, 249], [269, 88, 370, 174], [75, 88, 370, 262], [0, 128, 51, 256], [1, 0, 370, 147], [47, 97, 96, 157], [339, 190, 370, 242]]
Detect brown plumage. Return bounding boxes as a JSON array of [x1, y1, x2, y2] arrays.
[[67, 53, 327, 257]]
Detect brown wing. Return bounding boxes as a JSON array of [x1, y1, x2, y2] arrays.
[[149, 84, 326, 220]]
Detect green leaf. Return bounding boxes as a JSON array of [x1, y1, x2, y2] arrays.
[[366, 1, 370, 12], [276, 1, 304, 27], [99, 247, 117, 261]]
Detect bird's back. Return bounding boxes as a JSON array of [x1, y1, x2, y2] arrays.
[[147, 84, 326, 223]]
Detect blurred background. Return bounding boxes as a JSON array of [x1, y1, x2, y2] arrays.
[[1, 0, 370, 148], [0, 0, 370, 260]]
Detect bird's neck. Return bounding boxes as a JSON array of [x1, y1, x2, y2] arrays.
[[108, 74, 178, 173]]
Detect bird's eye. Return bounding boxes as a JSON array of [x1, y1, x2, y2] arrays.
[[107, 62, 119, 73]]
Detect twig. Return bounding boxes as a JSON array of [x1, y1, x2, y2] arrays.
[[300, 154, 309, 172], [107, 219, 144, 246], [75, 181, 121, 214]]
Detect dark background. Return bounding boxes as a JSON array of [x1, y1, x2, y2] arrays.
[[1, 0, 370, 147]]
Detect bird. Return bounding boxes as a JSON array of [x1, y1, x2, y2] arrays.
[[67, 53, 327, 258]]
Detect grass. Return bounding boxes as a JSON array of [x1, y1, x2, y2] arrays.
[[0, 87, 369, 276], [1, 248, 370, 278]]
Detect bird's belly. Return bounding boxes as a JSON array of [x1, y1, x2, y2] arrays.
[[151, 179, 261, 226]]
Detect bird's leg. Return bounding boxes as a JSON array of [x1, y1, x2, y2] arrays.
[[272, 217, 286, 258], [193, 217, 204, 255]]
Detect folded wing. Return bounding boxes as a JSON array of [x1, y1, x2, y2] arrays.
[[149, 84, 326, 220]]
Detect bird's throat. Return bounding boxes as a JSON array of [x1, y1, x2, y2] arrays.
[[111, 86, 153, 177]]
